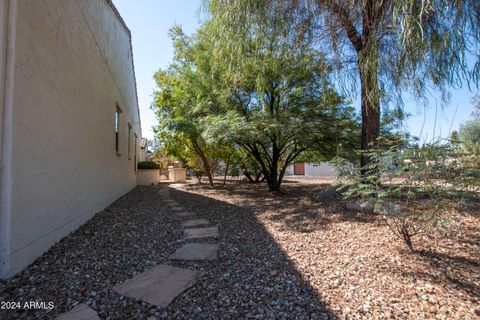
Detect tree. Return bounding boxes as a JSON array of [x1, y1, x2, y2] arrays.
[[196, 13, 359, 192], [459, 120, 480, 156], [472, 96, 480, 120], [152, 26, 228, 186], [206, 0, 480, 171]]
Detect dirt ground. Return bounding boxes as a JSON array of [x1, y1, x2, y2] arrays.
[[175, 178, 480, 319]]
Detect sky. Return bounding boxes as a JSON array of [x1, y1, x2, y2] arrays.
[[112, 0, 478, 143], [112, 0, 203, 141]]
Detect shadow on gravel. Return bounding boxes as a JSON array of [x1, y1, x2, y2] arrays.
[[0, 184, 338, 319], [166, 184, 339, 319], [180, 180, 480, 318], [190, 180, 379, 234], [412, 249, 480, 300], [0, 186, 189, 319]]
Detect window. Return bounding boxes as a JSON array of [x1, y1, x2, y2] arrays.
[[128, 123, 132, 159], [134, 133, 137, 173], [115, 105, 122, 154]]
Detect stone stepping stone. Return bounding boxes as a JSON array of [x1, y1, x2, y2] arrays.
[[170, 243, 219, 260], [113, 264, 201, 308], [176, 211, 195, 218], [56, 304, 99, 320], [181, 219, 210, 227], [184, 227, 219, 239]]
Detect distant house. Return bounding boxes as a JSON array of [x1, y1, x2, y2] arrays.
[[0, 0, 141, 279], [286, 162, 337, 176], [139, 137, 149, 162]]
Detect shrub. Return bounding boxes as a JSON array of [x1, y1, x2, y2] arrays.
[[335, 137, 478, 252], [137, 161, 160, 170]]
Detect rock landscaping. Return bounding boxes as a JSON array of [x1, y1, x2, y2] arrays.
[[2, 180, 476, 319], [0, 183, 334, 319], [177, 181, 480, 320]]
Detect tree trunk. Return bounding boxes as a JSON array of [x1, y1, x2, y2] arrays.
[[191, 139, 215, 186], [195, 172, 202, 184], [401, 229, 415, 253], [266, 176, 281, 192], [359, 50, 380, 171], [243, 168, 255, 183], [222, 154, 231, 186], [266, 142, 282, 192], [205, 168, 214, 186]]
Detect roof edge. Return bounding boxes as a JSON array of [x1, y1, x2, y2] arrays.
[[104, 0, 142, 138], [105, 0, 131, 38]]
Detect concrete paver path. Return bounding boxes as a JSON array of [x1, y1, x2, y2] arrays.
[[113, 264, 202, 308], [56, 304, 100, 320], [176, 211, 195, 218], [184, 227, 219, 239], [169, 243, 219, 260], [181, 219, 210, 227]]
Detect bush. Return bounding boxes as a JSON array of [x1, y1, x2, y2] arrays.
[[335, 137, 478, 252], [137, 161, 160, 170]]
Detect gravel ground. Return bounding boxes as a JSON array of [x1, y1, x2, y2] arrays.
[[0, 184, 334, 319], [176, 180, 480, 320]]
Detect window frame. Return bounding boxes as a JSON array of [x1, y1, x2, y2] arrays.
[[115, 104, 122, 155], [128, 122, 132, 160], [134, 133, 138, 173]]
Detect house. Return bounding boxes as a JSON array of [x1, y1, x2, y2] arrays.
[[286, 162, 337, 176], [139, 137, 149, 162], [0, 0, 141, 279]]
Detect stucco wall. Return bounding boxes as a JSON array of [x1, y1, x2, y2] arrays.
[[0, 0, 141, 278], [304, 163, 336, 177], [286, 162, 337, 176], [0, 0, 11, 280], [0, 0, 6, 150]]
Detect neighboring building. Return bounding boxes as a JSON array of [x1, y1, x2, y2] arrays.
[[0, 0, 141, 279], [286, 162, 337, 176], [139, 137, 148, 162]]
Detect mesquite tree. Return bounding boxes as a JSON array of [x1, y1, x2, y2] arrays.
[[152, 26, 230, 186], [206, 0, 480, 170], [201, 12, 358, 192]]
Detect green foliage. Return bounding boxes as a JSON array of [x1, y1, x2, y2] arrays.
[[152, 25, 233, 186], [335, 136, 479, 252], [205, 0, 480, 172], [153, 17, 359, 192], [149, 148, 176, 169], [459, 120, 480, 156], [201, 10, 359, 191], [472, 96, 480, 119], [137, 161, 160, 170]]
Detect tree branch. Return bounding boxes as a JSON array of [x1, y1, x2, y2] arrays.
[[326, 2, 364, 52]]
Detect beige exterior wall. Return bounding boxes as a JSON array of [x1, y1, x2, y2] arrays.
[[137, 169, 160, 186], [286, 162, 337, 176], [0, 0, 141, 279]]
